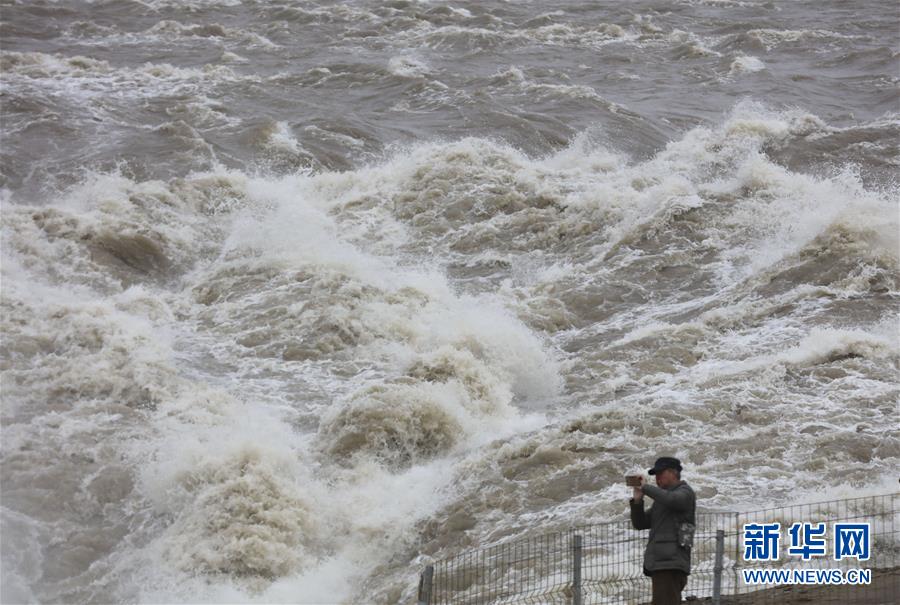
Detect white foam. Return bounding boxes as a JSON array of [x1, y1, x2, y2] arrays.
[[728, 55, 765, 75], [747, 28, 861, 50], [3, 101, 897, 603], [388, 55, 431, 78], [264, 121, 304, 154]]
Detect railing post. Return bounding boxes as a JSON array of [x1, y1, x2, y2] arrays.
[[572, 534, 583, 605], [418, 564, 433, 605], [712, 529, 725, 605], [732, 511, 740, 600]]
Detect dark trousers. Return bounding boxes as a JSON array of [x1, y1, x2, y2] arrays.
[[651, 569, 687, 605]]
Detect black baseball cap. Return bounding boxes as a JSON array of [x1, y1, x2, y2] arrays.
[[648, 456, 682, 475]]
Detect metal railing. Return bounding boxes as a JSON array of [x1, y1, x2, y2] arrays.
[[416, 492, 899, 604]]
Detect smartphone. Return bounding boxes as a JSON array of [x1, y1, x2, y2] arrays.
[[625, 475, 642, 487]]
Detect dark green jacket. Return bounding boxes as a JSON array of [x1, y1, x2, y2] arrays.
[[629, 480, 696, 576]]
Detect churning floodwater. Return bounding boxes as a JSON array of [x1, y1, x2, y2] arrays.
[[1, 0, 898, 603]]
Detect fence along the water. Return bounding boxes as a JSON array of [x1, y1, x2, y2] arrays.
[[416, 492, 898, 605]]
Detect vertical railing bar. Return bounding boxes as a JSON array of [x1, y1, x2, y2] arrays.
[[733, 510, 740, 598], [419, 564, 434, 605], [712, 529, 724, 605], [572, 533, 582, 605]]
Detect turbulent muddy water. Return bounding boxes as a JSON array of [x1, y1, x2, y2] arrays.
[[1, 0, 898, 603]]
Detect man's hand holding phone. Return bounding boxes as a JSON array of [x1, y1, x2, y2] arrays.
[[626, 474, 645, 501]]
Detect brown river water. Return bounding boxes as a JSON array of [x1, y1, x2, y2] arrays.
[[1, 0, 898, 603]]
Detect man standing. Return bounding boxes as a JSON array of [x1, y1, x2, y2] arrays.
[[629, 457, 697, 605]]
